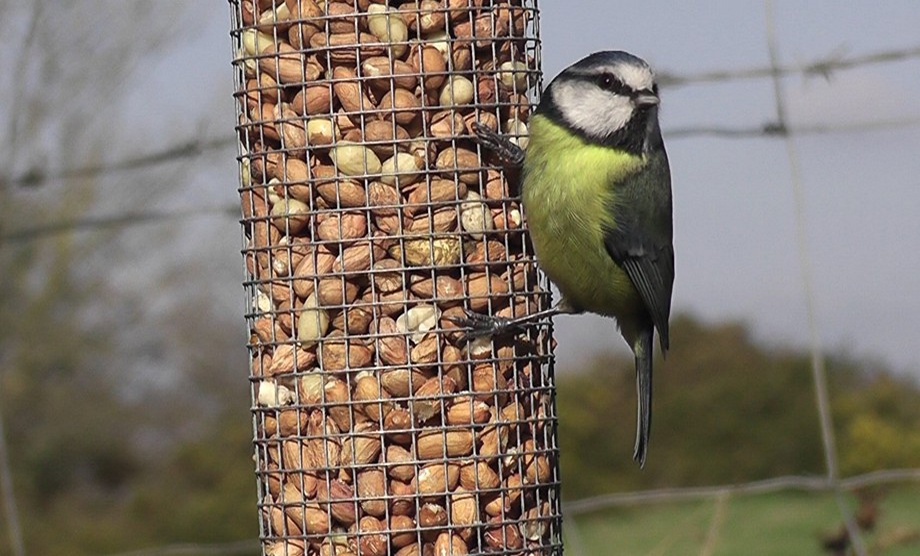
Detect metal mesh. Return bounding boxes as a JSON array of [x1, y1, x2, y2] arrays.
[[229, 1, 559, 554]]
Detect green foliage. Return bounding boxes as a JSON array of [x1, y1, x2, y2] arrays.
[[557, 315, 920, 499], [1, 243, 917, 556], [127, 414, 257, 545], [833, 369, 920, 475], [0, 191, 257, 554], [568, 485, 920, 556]]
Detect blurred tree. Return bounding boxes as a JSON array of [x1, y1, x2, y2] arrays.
[[0, 2, 255, 554], [557, 315, 920, 498], [833, 368, 920, 475]]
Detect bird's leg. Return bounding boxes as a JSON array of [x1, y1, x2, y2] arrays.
[[472, 122, 525, 169], [448, 300, 576, 339], [460, 121, 536, 340]]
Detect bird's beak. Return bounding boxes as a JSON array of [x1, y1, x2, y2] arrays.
[[634, 93, 660, 108]]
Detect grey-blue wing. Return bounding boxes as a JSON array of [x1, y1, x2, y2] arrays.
[[603, 148, 674, 351]]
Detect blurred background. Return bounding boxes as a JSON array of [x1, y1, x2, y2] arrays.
[[1, 1, 918, 554]]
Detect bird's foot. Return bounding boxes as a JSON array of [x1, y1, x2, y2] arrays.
[[446, 308, 515, 340], [447, 304, 564, 341], [472, 122, 525, 168]]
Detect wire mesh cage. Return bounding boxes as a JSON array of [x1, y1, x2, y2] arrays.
[[229, 1, 560, 554]]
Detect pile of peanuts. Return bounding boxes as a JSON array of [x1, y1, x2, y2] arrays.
[[232, 1, 560, 554]]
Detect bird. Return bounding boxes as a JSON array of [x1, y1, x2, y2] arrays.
[[855, 489, 880, 531], [464, 51, 674, 467], [819, 525, 849, 556]]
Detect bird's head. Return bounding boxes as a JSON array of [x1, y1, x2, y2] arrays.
[[540, 51, 662, 153]]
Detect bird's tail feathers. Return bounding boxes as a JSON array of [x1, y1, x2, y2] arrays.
[[632, 329, 654, 468]]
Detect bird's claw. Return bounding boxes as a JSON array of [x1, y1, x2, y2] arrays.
[[446, 308, 514, 340], [472, 122, 525, 168]]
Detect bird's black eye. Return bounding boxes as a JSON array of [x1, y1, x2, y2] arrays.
[[596, 73, 628, 96]]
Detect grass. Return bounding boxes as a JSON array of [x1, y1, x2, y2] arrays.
[[564, 484, 920, 555]]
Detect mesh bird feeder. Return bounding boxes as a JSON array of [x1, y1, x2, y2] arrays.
[[229, 1, 559, 554]]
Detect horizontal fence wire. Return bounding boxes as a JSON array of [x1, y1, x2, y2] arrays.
[[657, 42, 920, 87], [8, 112, 920, 243], [563, 469, 920, 515], [5, 40, 919, 190]]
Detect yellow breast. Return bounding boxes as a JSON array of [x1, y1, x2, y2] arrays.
[[522, 115, 646, 317]]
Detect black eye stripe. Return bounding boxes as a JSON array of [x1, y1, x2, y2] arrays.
[[595, 73, 631, 96]]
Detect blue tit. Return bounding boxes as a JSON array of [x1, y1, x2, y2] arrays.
[[467, 51, 673, 467]]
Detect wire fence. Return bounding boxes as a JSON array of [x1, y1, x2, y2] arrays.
[[4, 40, 920, 193], [563, 468, 920, 515], [3, 5, 920, 556], [762, 1, 867, 552], [561, 4, 920, 556]]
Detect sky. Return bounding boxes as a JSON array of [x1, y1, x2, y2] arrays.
[[534, 1, 920, 374], [108, 1, 920, 376]]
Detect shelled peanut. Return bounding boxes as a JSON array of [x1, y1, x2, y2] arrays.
[[234, 0, 558, 554]]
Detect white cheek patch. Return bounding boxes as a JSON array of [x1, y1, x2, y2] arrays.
[[553, 81, 635, 139]]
